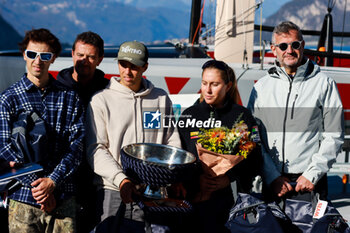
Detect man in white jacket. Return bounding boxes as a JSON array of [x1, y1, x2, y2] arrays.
[[85, 41, 181, 226], [248, 21, 344, 201]]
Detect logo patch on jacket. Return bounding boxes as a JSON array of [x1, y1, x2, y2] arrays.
[[252, 126, 261, 143], [190, 131, 199, 139], [143, 110, 161, 129]]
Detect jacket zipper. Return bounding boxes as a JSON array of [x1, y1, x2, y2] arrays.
[[282, 79, 293, 173], [210, 110, 215, 121], [291, 94, 298, 119]]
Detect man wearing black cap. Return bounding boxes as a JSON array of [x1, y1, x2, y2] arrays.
[[85, 41, 181, 228]]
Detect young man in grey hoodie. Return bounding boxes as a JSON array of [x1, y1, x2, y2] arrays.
[[85, 41, 181, 228]]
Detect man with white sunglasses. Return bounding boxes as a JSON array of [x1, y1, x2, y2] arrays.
[[248, 21, 344, 202], [0, 28, 84, 232]]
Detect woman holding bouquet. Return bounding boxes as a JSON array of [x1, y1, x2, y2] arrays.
[[178, 60, 262, 233]]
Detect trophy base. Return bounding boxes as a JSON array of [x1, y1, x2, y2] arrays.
[[143, 185, 168, 199], [143, 198, 191, 209]]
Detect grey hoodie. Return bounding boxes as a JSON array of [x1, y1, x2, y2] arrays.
[[248, 59, 344, 185], [85, 77, 181, 191]]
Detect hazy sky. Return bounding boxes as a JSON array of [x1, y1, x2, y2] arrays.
[[260, 0, 292, 19]]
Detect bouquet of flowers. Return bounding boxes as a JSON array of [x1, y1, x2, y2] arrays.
[[196, 113, 256, 177]]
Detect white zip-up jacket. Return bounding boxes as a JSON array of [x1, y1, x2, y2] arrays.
[[248, 58, 344, 185], [86, 77, 181, 191]]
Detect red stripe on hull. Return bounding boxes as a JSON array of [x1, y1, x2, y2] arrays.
[[165, 77, 190, 94]]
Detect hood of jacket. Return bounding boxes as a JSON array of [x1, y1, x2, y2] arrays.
[[56, 67, 107, 89], [267, 58, 320, 82], [56, 67, 78, 90], [56, 67, 109, 105], [107, 76, 154, 97]]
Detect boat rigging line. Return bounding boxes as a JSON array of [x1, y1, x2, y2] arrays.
[[339, 0, 348, 64], [200, 1, 263, 42], [258, 0, 264, 61]]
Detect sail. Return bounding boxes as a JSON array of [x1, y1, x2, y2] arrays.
[[215, 0, 256, 64]]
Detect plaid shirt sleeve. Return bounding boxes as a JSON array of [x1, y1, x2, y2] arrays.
[[0, 91, 40, 187], [0, 94, 22, 163], [47, 92, 85, 186]]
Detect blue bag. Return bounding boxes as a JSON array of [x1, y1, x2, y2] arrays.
[[11, 111, 48, 163], [226, 193, 290, 233], [227, 192, 350, 233], [284, 197, 350, 233], [311, 214, 350, 233]]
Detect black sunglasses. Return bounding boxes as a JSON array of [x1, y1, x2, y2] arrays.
[[273, 40, 303, 51], [202, 60, 229, 71], [25, 50, 53, 61]]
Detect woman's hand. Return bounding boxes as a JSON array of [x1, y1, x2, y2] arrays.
[[200, 174, 230, 192], [271, 176, 293, 197], [195, 174, 230, 202]]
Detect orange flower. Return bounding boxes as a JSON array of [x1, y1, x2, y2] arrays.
[[210, 131, 225, 142], [239, 141, 256, 152], [211, 131, 219, 138], [218, 131, 225, 142]]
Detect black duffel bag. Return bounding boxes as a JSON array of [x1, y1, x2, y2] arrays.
[[226, 193, 297, 233], [226, 192, 350, 233], [283, 196, 350, 233]]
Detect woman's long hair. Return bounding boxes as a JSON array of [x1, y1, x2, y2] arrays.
[[199, 59, 240, 104]]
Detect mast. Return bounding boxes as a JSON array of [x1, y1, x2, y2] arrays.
[[189, 0, 202, 45], [317, 0, 335, 66], [187, 0, 207, 58]]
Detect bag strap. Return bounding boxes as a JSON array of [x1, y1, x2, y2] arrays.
[[230, 200, 265, 214], [30, 112, 41, 122], [231, 180, 238, 203], [277, 182, 320, 212]]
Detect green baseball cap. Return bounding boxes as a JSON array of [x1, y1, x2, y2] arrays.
[[117, 41, 149, 67]]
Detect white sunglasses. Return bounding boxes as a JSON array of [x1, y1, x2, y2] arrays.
[[25, 50, 53, 61]]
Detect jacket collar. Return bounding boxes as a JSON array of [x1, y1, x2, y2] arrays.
[[109, 77, 154, 96], [56, 66, 106, 90], [22, 73, 58, 92], [199, 97, 233, 114], [268, 57, 319, 82]]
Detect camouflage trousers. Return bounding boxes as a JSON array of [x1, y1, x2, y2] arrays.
[[8, 197, 77, 233]]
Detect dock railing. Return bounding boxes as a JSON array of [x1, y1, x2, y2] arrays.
[[329, 135, 350, 192]]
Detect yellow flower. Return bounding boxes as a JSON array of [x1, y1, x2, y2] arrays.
[[197, 116, 256, 158]]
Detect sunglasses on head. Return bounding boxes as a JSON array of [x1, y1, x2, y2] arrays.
[[202, 60, 228, 71], [25, 50, 53, 61], [273, 40, 303, 51]]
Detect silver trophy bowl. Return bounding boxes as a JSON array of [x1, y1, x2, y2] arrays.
[[121, 143, 196, 199]]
